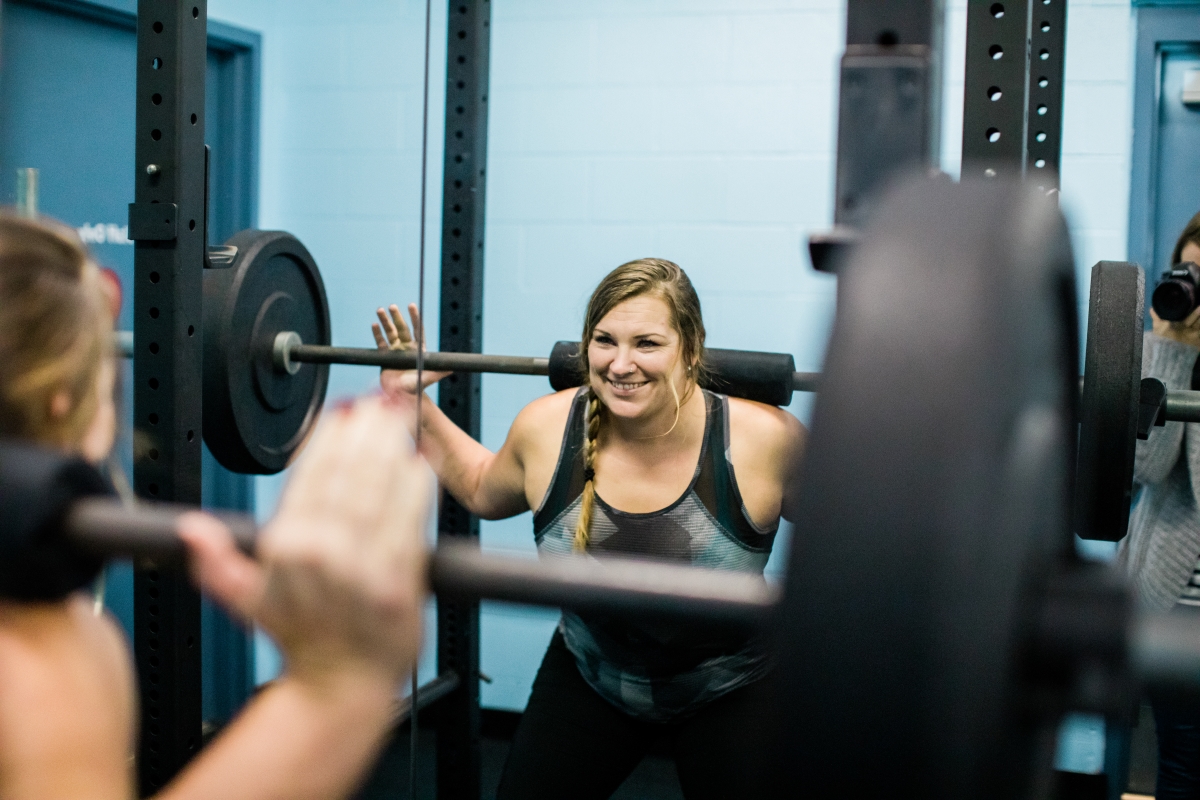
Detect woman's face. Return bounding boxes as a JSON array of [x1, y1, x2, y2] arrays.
[[587, 294, 691, 420]]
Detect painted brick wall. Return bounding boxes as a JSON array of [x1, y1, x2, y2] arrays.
[[209, 0, 1136, 729]]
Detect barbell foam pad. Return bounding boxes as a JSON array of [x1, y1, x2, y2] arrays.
[[0, 442, 110, 601]]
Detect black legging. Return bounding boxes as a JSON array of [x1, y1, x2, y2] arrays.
[[495, 630, 773, 800]]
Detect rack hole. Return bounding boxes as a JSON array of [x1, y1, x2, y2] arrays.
[[151, 129, 162, 140], [990, 3, 1004, 18], [153, 21, 163, 33], [187, 325, 195, 336], [187, 430, 194, 441], [149, 271, 160, 283], [454, 180, 463, 188], [152, 93, 162, 105], [149, 413, 159, 425], [451, 252, 461, 261], [1035, 131, 1047, 142], [989, 45, 1004, 60], [876, 29, 898, 46], [189, 219, 196, 230], [1041, 21, 1050, 32], [148, 483, 159, 496], [988, 86, 1002, 101], [152, 57, 162, 69], [1038, 76, 1049, 88], [457, 55, 466, 64], [1037, 104, 1048, 116], [149, 377, 159, 390], [149, 448, 159, 460], [458, 30, 466, 39], [987, 127, 1001, 143], [456, 80, 465, 89], [149, 342, 159, 354], [1039, 49, 1050, 60], [192, 6, 198, 17], [191, 113, 197, 124], [149, 307, 159, 319], [1034, 158, 1047, 169]]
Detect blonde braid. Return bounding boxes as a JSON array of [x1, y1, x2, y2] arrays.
[[572, 390, 602, 551]]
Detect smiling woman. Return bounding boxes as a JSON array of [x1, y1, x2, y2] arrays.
[[373, 258, 806, 800]]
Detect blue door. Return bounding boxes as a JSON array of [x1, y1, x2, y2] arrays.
[[0, 0, 260, 728], [1151, 46, 1200, 275]]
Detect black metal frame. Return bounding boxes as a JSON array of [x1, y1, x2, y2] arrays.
[[434, 1, 491, 797], [128, 0, 209, 791], [961, 0, 1067, 184]]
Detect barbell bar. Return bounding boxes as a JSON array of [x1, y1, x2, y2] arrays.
[[114, 325, 1200, 425]]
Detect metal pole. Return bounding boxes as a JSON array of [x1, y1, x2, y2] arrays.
[[961, 0, 1032, 180], [436, 1, 491, 796], [1026, 0, 1067, 191], [127, 0, 209, 791]]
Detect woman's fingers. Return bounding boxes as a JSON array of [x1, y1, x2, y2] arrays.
[[178, 512, 266, 622], [371, 322, 388, 351]]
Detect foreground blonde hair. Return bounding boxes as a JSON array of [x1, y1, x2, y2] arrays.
[[0, 214, 111, 450], [572, 258, 706, 550]]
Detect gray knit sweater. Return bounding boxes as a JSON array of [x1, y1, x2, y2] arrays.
[[1119, 334, 1200, 611]]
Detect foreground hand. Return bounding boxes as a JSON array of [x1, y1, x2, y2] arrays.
[[180, 395, 432, 687], [372, 303, 451, 398], [1151, 306, 1200, 350]]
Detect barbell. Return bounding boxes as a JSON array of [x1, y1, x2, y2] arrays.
[[11, 174, 1200, 798], [116, 205, 1189, 545]]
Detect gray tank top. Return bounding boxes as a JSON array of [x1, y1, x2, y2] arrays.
[[533, 388, 778, 721]]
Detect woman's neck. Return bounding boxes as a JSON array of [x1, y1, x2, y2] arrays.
[[602, 385, 706, 451]]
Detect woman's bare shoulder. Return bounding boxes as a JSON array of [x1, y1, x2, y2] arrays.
[[510, 389, 579, 438], [726, 396, 806, 443]]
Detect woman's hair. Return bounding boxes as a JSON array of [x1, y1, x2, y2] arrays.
[[572, 258, 706, 550], [0, 214, 112, 449], [1172, 210, 1200, 265]]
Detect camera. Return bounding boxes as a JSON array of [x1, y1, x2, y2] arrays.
[[1152, 261, 1200, 321]]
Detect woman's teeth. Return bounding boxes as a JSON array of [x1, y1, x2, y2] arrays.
[[609, 379, 645, 390]]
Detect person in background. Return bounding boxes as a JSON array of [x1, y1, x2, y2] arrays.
[[0, 212, 432, 800], [1123, 210, 1200, 800]]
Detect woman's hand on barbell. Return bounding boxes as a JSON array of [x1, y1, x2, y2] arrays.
[[372, 303, 452, 398]]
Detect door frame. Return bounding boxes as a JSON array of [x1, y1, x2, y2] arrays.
[[2, 0, 260, 232], [1129, 4, 1200, 272]]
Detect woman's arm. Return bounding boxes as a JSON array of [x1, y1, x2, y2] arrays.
[[371, 303, 544, 520], [1135, 332, 1196, 485]]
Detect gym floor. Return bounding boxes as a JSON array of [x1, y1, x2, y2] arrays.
[[355, 712, 684, 800]]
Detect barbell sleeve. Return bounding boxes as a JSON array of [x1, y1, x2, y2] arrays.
[[63, 498, 776, 624], [1166, 390, 1200, 424]]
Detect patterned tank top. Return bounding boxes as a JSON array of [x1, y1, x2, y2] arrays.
[[533, 388, 779, 721]]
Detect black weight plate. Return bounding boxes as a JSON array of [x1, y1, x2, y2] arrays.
[[1075, 262, 1145, 541], [763, 177, 1078, 798], [203, 230, 330, 474]]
